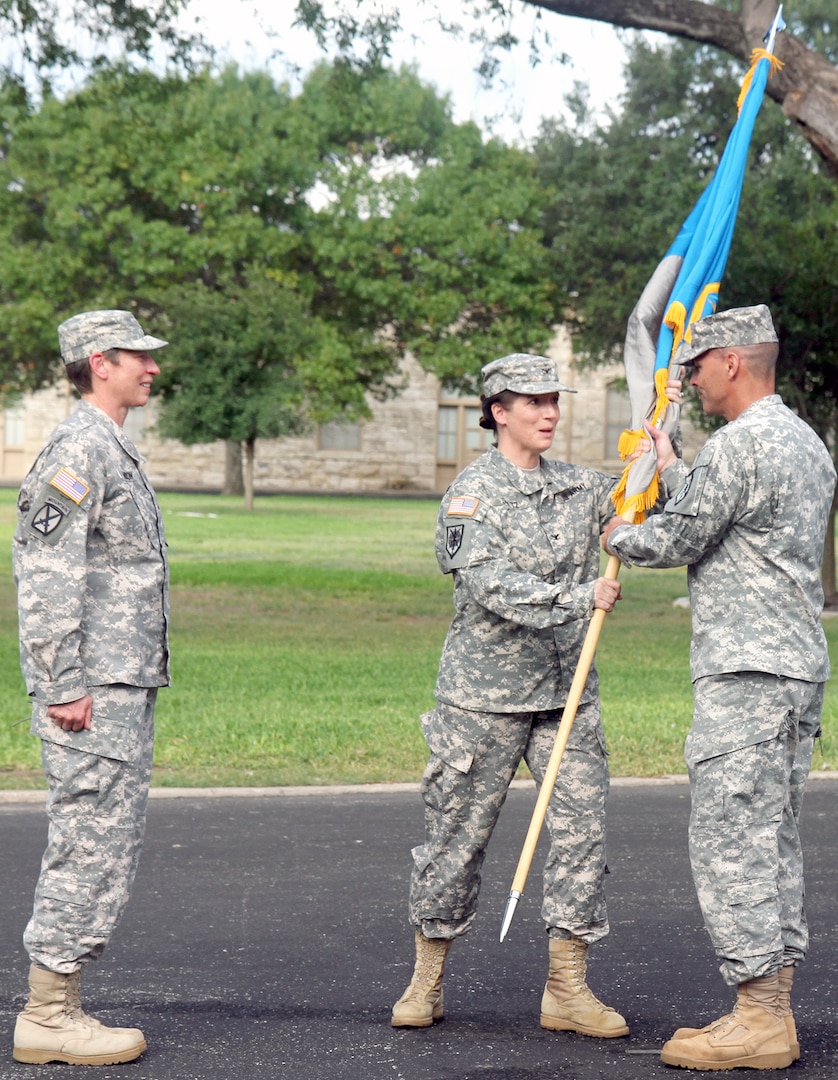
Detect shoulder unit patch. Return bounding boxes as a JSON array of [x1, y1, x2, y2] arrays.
[[445, 523, 465, 558], [665, 464, 708, 517], [24, 464, 91, 546], [31, 501, 67, 537]]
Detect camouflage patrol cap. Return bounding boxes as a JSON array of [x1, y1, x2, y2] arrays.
[[481, 353, 577, 397], [58, 310, 168, 365], [678, 305, 778, 365]]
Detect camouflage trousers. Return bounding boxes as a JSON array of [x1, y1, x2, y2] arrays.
[[687, 673, 823, 986], [408, 699, 609, 943], [24, 685, 156, 974]]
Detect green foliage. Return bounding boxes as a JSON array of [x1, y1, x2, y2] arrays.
[[155, 278, 311, 444], [533, 36, 838, 445], [0, 59, 558, 440], [293, 1, 568, 85], [0, 0, 198, 73], [293, 0, 402, 70], [300, 59, 453, 163], [311, 124, 556, 393], [784, 1, 838, 63], [0, 64, 316, 390]]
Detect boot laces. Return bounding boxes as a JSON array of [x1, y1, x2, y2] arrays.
[[413, 942, 447, 986], [705, 997, 778, 1041], [64, 974, 104, 1029], [565, 944, 610, 1011], [706, 1007, 741, 1037]]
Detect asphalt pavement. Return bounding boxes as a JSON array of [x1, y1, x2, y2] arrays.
[[1, 777, 837, 1080]]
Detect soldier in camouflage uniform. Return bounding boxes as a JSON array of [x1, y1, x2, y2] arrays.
[[11, 310, 169, 1067], [391, 352, 631, 1039], [603, 305, 836, 1071]]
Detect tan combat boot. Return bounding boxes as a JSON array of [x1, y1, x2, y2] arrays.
[[671, 965, 799, 1061], [540, 937, 629, 1038], [778, 966, 799, 1061], [391, 931, 452, 1028], [660, 971, 794, 1070], [13, 964, 147, 1066]]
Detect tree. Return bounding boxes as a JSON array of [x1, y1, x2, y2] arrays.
[[0, 60, 558, 499], [0, 0, 199, 75], [294, 1, 838, 177], [532, 35, 838, 597], [154, 277, 325, 510], [0, 64, 319, 394], [303, 100, 557, 392]]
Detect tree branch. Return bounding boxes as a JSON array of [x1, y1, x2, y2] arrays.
[[527, 0, 748, 57], [525, 0, 838, 176]]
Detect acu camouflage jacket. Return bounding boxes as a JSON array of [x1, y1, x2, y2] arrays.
[[609, 395, 835, 684], [13, 401, 170, 714], [433, 445, 617, 713]]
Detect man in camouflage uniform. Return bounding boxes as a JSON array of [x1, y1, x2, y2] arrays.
[[603, 305, 835, 1071], [391, 352, 630, 1038], [11, 310, 169, 1066]]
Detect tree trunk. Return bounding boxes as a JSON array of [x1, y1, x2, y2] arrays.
[[823, 502, 837, 607], [825, 419, 838, 607], [223, 440, 244, 496], [529, 0, 838, 178], [243, 436, 256, 512]]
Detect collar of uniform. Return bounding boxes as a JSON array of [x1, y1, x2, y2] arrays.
[[489, 445, 547, 495], [77, 399, 145, 464], [731, 393, 783, 424], [744, 393, 782, 412]]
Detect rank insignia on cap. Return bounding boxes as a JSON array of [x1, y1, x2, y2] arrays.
[[447, 496, 479, 517], [49, 467, 90, 505]]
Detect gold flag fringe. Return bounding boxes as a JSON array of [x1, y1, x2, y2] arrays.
[[737, 49, 784, 112], [611, 464, 659, 524], [611, 366, 672, 522]]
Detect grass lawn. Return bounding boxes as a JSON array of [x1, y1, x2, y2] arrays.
[[0, 489, 835, 789]]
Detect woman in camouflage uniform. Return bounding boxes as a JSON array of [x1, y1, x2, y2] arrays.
[[391, 352, 629, 1038], [12, 311, 169, 1067]]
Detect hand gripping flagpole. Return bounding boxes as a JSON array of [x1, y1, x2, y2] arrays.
[[499, 520, 633, 943]]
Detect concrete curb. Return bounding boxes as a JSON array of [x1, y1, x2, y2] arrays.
[[1, 770, 836, 805]]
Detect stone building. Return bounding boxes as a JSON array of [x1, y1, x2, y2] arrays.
[[0, 330, 702, 493]]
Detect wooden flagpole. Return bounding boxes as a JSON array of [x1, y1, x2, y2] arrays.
[[499, 532, 631, 942]]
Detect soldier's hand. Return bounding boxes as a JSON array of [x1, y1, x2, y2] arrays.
[[642, 420, 677, 472], [601, 516, 631, 555], [47, 695, 93, 732], [593, 577, 621, 612], [665, 376, 683, 403]]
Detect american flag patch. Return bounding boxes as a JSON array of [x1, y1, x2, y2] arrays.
[[447, 495, 479, 517], [50, 467, 90, 505]]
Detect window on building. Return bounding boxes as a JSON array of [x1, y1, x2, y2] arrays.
[[436, 402, 491, 465], [604, 382, 631, 460], [437, 405, 458, 461], [318, 421, 361, 451], [464, 406, 486, 454], [4, 402, 24, 446], [436, 392, 493, 489]]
